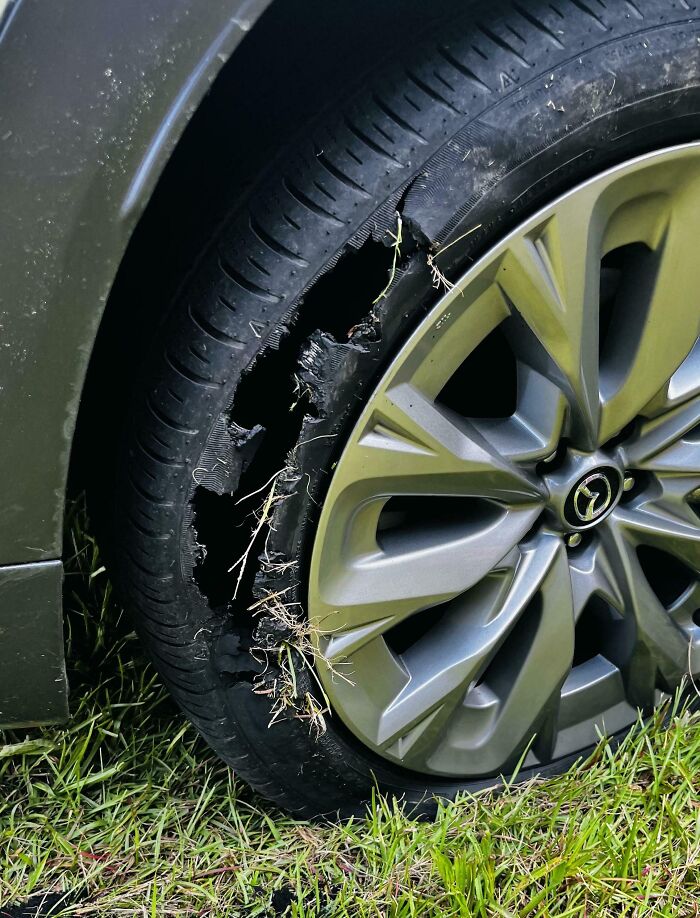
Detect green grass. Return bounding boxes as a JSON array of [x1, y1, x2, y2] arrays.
[[1, 504, 699, 916]]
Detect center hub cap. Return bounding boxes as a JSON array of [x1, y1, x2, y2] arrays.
[[566, 469, 618, 527], [542, 452, 624, 533]]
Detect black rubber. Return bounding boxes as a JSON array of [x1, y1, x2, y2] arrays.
[[111, 0, 700, 817]]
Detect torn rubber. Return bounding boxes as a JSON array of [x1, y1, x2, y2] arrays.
[[250, 251, 437, 718], [188, 237, 403, 619]]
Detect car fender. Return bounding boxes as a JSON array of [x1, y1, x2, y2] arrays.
[[0, 0, 271, 724]]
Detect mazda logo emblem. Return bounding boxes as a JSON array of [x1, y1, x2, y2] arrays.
[[573, 472, 613, 523]]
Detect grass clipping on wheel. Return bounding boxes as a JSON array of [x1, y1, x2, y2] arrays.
[[228, 466, 348, 737], [0, 503, 699, 916]]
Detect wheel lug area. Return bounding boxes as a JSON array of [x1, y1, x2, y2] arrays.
[[540, 448, 625, 533]]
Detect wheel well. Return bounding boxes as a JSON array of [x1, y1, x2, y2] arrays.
[[71, 0, 463, 505]]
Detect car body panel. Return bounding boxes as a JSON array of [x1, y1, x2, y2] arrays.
[[0, 561, 64, 727], [0, 0, 270, 724]]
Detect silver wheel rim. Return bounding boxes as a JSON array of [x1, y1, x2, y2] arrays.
[[308, 144, 700, 778]]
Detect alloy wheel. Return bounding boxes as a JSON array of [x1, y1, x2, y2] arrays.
[[309, 145, 700, 778]]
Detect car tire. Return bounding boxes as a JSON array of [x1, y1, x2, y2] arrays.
[[111, 0, 700, 816]]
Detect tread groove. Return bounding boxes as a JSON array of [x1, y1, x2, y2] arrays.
[[476, 22, 532, 67], [343, 116, 403, 164], [405, 69, 460, 112], [437, 45, 493, 93], [344, 146, 364, 166], [127, 469, 175, 508], [403, 92, 422, 113], [433, 69, 456, 93], [188, 304, 246, 349], [569, 0, 609, 29], [146, 396, 197, 435], [219, 254, 283, 303], [370, 120, 395, 145], [249, 215, 310, 265], [129, 516, 170, 540], [165, 386, 185, 406], [281, 212, 302, 231], [312, 179, 337, 203], [282, 177, 345, 226], [165, 351, 219, 389], [371, 93, 428, 143], [217, 293, 237, 314], [135, 433, 180, 467], [512, 3, 566, 48], [247, 254, 271, 277], [314, 150, 372, 197]]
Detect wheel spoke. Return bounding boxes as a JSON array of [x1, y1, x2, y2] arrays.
[[644, 474, 700, 529], [665, 580, 700, 673], [394, 272, 510, 399], [473, 364, 568, 463], [319, 511, 537, 662], [348, 383, 545, 503], [623, 395, 700, 474], [498, 198, 601, 448], [598, 188, 700, 444], [375, 535, 574, 773], [558, 658, 629, 733], [465, 536, 574, 771], [569, 538, 625, 619], [643, 337, 700, 418], [599, 516, 690, 703], [613, 501, 700, 574]]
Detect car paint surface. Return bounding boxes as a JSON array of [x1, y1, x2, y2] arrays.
[[0, 0, 270, 725]]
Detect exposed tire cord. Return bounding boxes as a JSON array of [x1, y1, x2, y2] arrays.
[[112, 0, 700, 816]]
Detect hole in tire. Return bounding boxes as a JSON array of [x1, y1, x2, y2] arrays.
[[192, 488, 243, 608], [191, 239, 393, 609]]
